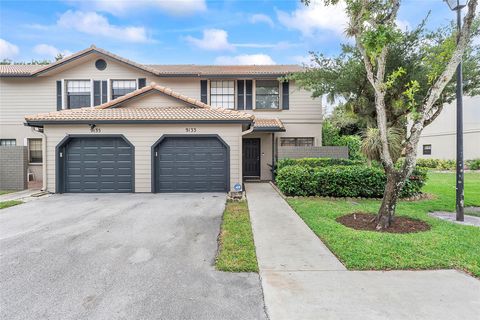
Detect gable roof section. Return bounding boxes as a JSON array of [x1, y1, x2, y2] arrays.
[[96, 83, 210, 109], [0, 45, 159, 77], [1, 45, 303, 77]]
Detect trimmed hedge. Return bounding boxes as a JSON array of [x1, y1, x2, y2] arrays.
[[415, 158, 456, 170], [466, 159, 480, 170], [276, 165, 427, 198], [277, 158, 365, 170]]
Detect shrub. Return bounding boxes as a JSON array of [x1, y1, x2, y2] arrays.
[[466, 159, 480, 170], [277, 158, 365, 170], [415, 158, 456, 170], [276, 165, 427, 198], [322, 120, 363, 160]]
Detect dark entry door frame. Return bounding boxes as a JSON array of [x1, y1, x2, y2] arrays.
[[243, 138, 261, 179]]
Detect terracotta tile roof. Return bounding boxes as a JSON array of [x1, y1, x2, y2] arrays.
[[1, 45, 303, 76], [146, 64, 303, 76], [0, 64, 43, 76], [253, 118, 285, 131], [96, 83, 210, 109], [25, 106, 254, 123]]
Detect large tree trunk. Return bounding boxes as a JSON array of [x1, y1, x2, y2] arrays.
[[376, 170, 402, 230]]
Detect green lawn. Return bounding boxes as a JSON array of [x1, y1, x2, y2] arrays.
[[0, 190, 15, 195], [288, 172, 480, 277], [0, 200, 23, 210], [216, 200, 259, 272]]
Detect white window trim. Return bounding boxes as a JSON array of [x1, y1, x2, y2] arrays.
[[209, 79, 236, 109], [111, 79, 137, 100], [107, 78, 112, 101], [61, 79, 66, 109], [90, 79, 94, 107], [63, 79, 93, 109]]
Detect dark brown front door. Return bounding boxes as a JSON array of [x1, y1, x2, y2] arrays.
[[243, 138, 261, 178]]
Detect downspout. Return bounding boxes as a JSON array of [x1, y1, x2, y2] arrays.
[[241, 122, 254, 136], [271, 133, 276, 180], [31, 126, 47, 191]]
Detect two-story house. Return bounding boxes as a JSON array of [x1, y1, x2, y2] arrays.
[[0, 46, 322, 193]]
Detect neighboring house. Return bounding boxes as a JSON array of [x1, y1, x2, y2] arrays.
[[0, 45, 323, 193], [417, 95, 480, 160]]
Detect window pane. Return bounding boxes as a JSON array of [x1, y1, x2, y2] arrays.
[[210, 80, 235, 109], [256, 95, 279, 109], [280, 137, 314, 147], [0, 139, 16, 146], [29, 139, 42, 163], [67, 80, 91, 108], [112, 80, 137, 99]]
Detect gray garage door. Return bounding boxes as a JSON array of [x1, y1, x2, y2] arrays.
[[64, 137, 133, 193], [154, 137, 228, 192]]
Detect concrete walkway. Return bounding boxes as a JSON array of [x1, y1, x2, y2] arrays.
[[0, 188, 48, 203], [246, 183, 480, 320]]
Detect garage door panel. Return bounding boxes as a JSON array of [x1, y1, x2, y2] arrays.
[[155, 137, 228, 193], [63, 137, 133, 193]]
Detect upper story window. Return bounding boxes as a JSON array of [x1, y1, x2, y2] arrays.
[[67, 80, 91, 109], [28, 138, 42, 164], [112, 80, 136, 100], [0, 139, 16, 146], [256, 80, 279, 109], [210, 80, 235, 109]]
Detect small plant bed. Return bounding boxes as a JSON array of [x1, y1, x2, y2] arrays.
[[215, 200, 259, 272], [0, 200, 23, 210], [336, 212, 430, 233]]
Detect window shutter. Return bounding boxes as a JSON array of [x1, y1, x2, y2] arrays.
[[282, 81, 289, 110], [93, 81, 101, 106], [200, 80, 208, 103], [138, 78, 146, 89], [245, 80, 253, 110], [56, 81, 62, 111], [237, 80, 245, 110], [101, 80, 108, 103]]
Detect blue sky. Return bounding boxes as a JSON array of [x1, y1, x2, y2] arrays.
[[0, 0, 466, 65]]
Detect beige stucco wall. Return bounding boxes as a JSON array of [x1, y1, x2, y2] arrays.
[[243, 132, 274, 180], [1, 53, 323, 186], [43, 123, 243, 193], [417, 95, 480, 160]]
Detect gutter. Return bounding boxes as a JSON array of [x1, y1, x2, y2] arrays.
[[24, 119, 253, 126]]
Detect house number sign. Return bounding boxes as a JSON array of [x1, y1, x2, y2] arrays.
[[89, 124, 101, 133], [185, 127, 197, 133]]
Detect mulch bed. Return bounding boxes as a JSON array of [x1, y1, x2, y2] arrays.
[[336, 212, 430, 233]]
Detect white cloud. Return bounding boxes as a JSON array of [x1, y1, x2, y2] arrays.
[[277, 0, 347, 37], [0, 39, 19, 59], [215, 54, 276, 65], [71, 0, 207, 16], [233, 41, 297, 50], [396, 19, 411, 31], [57, 10, 149, 43], [250, 14, 274, 28], [33, 44, 72, 58], [291, 54, 316, 66], [185, 29, 234, 51]]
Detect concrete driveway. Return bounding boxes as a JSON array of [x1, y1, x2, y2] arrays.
[[0, 193, 266, 320]]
